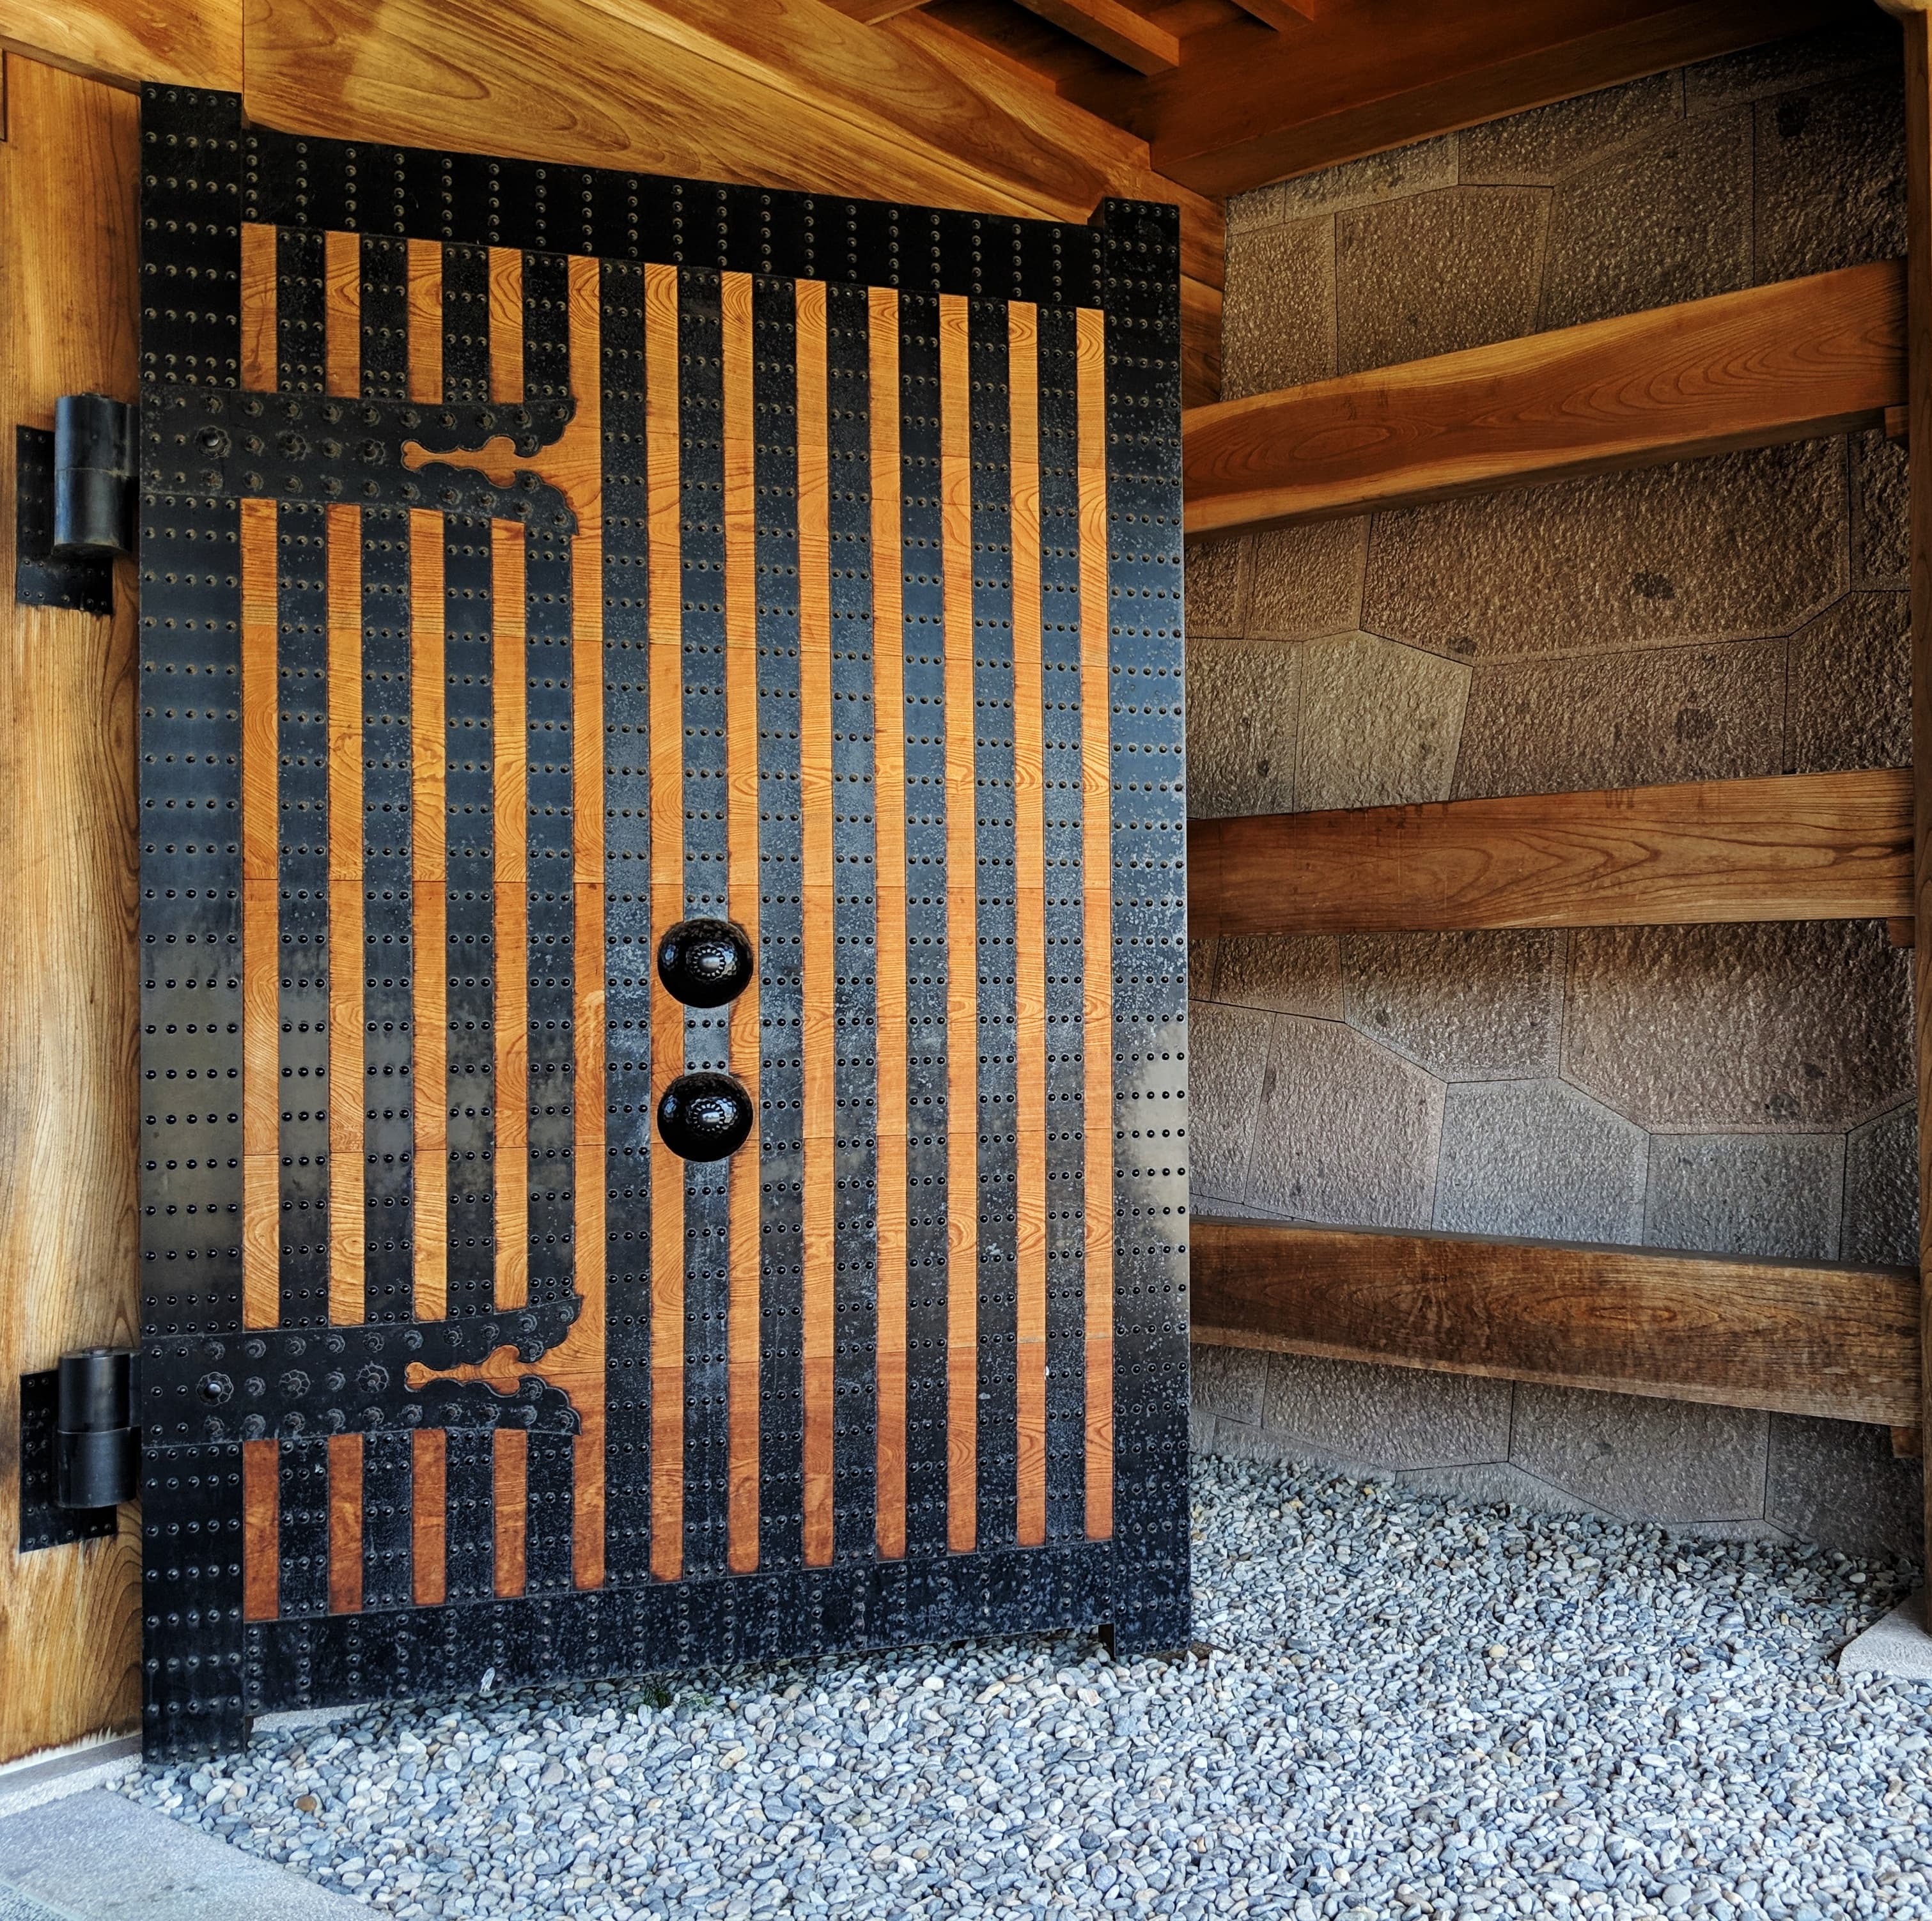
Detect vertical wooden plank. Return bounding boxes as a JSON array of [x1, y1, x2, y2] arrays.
[[566, 250, 608, 1590], [492, 523, 529, 1311], [327, 1433, 364, 1615], [0, 56, 143, 1761], [1009, 304, 1048, 1549], [411, 1428, 448, 1606], [407, 237, 442, 405], [241, 497, 281, 1330], [410, 509, 448, 1321], [493, 1427, 529, 1597], [721, 269, 763, 1574], [868, 288, 909, 1560], [795, 277, 837, 1567], [324, 228, 359, 398], [489, 247, 524, 404], [327, 504, 366, 1324], [242, 1440, 280, 1622], [939, 290, 978, 1556], [1076, 307, 1114, 1542], [645, 259, 686, 1581], [240, 221, 277, 393]]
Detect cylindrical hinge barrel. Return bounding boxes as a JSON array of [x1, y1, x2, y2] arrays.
[[51, 393, 134, 559], [55, 1346, 137, 1508]]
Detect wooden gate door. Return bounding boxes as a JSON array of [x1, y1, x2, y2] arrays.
[[136, 84, 1189, 1760]]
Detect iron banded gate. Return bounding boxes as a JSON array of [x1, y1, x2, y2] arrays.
[[136, 84, 1188, 1759]]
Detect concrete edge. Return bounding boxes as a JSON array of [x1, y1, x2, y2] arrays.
[[0, 1739, 140, 1819], [1839, 1590, 1932, 1679]]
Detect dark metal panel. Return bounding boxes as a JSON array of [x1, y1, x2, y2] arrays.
[[524, 1430, 575, 1595], [442, 244, 490, 405], [444, 1429, 495, 1605], [277, 1436, 329, 1617], [15, 1372, 118, 1552], [361, 1429, 414, 1610]]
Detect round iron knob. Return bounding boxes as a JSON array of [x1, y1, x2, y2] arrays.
[[657, 917, 755, 1009], [657, 1071, 755, 1162]]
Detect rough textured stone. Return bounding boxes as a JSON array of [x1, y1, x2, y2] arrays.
[[1185, 535, 1248, 639], [1454, 639, 1785, 800], [1222, 216, 1335, 401], [1682, 17, 1898, 116], [1342, 929, 1561, 1080], [1185, 637, 1300, 820], [1433, 1079, 1647, 1243], [1539, 109, 1752, 331], [1213, 934, 1344, 1020], [1851, 427, 1910, 589], [1461, 72, 1683, 185], [1297, 632, 1468, 811], [1188, 936, 1219, 1001], [1564, 921, 1914, 1131], [1190, 1341, 1268, 1425], [1229, 134, 1459, 231], [1394, 1459, 1607, 1518], [1335, 189, 1549, 376], [1642, 1132, 1844, 1261], [1754, 68, 1906, 283], [1364, 440, 1847, 661], [1188, 999, 1272, 1202], [1843, 1101, 1918, 1270], [1511, 1385, 1769, 1524], [1245, 1017, 1443, 1227], [1260, 1351, 1513, 1470], [1784, 590, 1910, 775], [1246, 517, 1368, 641], [1766, 1415, 1926, 1563]]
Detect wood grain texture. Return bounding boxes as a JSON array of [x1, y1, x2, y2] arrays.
[[721, 269, 763, 1576], [1075, 304, 1112, 1543], [939, 291, 978, 1557], [868, 288, 910, 1561], [242, 498, 280, 1329], [645, 260, 686, 1583], [0, 55, 143, 1766], [1188, 769, 1915, 940], [410, 509, 448, 1321], [327, 1433, 363, 1614], [407, 237, 442, 405], [325, 227, 360, 398], [240, 221, 277, 392], [1006, 0, 1178, 74], [0, 0, 240, 90], [327, 504, 365, 1323], [410, 1428, 447, 1605], [492, 522, 529, 1312], [242, 1440, 279, 1622], [1008, 302, 1048, 1550], [1192, 1216, 1922, 1427], [797, 276, 838, 1569], [1183, 261, 1906, 539], [493, 1427, 527, 1597], [488, 246, 523, 405]]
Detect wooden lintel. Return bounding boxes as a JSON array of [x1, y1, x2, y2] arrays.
[[1188, 769, 1913, 941], [1192, 1217, 1921, 1427], [1008, 0, 1179, 73], [1183, 261, 1906, 541], [0, 0, 240, 91]]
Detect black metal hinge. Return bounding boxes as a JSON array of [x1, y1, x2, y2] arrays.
[[15, 393, 136, 615], [17, 1348, 140, 1552]]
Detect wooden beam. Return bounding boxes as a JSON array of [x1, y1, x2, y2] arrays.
[[0, 0, 240, 89], [1067, 0, 1844, 199], [1192, 1217, 1921, 1427], [1183, 262, 1906, 541], [1224, 0, 1318, 27], [1006, 0, 1180, 74], [1189, 770, 1913, 940]]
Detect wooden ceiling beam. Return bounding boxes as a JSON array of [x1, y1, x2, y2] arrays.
[[0, 0, 239, 88], [1188, 769, 1914, 940], [1006, 0, 1180, 74], [1185, 261, 1906, 540]]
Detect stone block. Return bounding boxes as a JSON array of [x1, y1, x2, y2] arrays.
[[1190, 1341, 1268, 1426], [1363, 440, 1846, 662], [1297, 632, 1468, 811], [1682, 17, 1899, 116], [1260, 1351, 1513, 1469], [1246, 517, 1369, 641], [1187, 636, 1300, 820], [1509, 1384, 1768, 1524], [1754, 68, 1906, 283], [1564, 922, 1913, 1131], [1245, 1016, 1444, 1227], [1229, 134, 1459, 232], [1186, 534, 1249, 639], [1784, 590, 1909, 776], [1844, 1101, 1917, 1269], [1222, 215, 1335, 401], [1460, 72, 1682, 185], [1643, 1132, 1844, 1261], [1188, 935, 1220, 1002], [1187, 999, 1272, 1203], [1454, 639, 1785, 801], [1433, 1078, 1647, 1243], [1342, 928, 1561, 1080], [1852, 428, 1910, 589], [1335, 189, 1549, 377], [1766, 1415, 1926, 1563], [1213, 934, 1344, 1020], [1539, 109, 1752, 331], [1397, 1459, 1609, 1519]]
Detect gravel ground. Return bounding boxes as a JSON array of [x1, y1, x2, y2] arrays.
[[124, 1456, 1932, 1921]]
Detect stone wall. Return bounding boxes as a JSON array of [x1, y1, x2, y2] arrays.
[[1185, 16, 1927, 1562]]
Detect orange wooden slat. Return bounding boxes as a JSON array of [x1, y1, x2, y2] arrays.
[[492, 523, 529, 1312], [489, 246, 524, 404], [241, 497, 280, 1330], [494, 1427, 528, 1597], [407, 237, 443, 405], [324, 228, 359, 399], [242, 1439, 279, 1622], [240, 221, 276, 393], [327, 1432, 364, 1615], [326, 503, 365, 1325], [412, 1428, 448, 1606], [410, 509, 448, 1321]]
